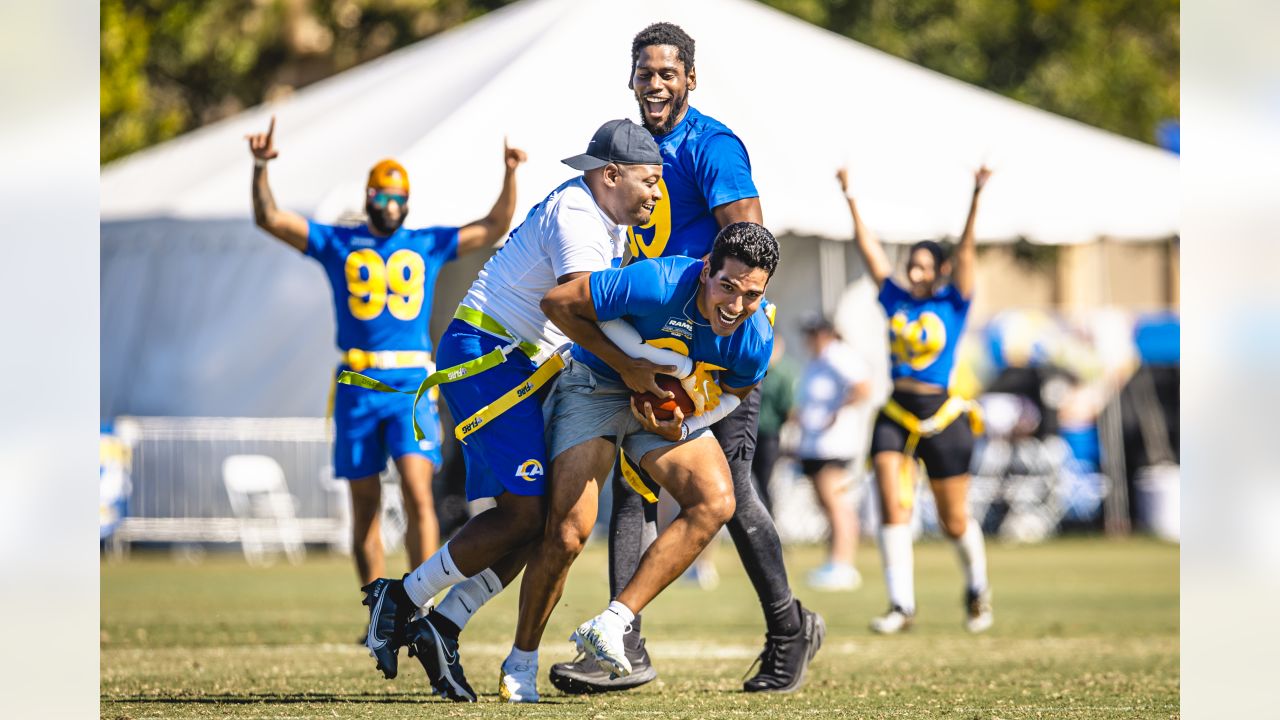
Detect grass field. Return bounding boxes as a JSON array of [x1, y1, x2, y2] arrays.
[[102, 537, 1178, 719]]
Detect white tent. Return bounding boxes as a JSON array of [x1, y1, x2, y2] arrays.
[[101, 0, 1178, 418]]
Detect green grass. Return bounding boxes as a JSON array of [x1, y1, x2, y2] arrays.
[[102, 537, 1178, 718]]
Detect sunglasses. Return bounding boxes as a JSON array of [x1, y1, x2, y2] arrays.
[[369, 190, 408, 208]]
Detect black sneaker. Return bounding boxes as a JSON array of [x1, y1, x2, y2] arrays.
[[405, 612, 477, 702], [361, 576, 415, 679], [548, 636, 658, 694], [742, 601, 826, 693]]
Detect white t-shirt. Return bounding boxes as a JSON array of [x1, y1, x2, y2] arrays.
[[796, 340, 872, 460], [461, 177, 626, 355]]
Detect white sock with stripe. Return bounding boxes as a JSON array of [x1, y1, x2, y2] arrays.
[[952, 521, 989, 594], [879, 523, 916, 613], [404, 541, 464, 608], [436, 568, 502, 630]]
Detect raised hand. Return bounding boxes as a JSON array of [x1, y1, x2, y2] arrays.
[[974, 165, 993, 192], [503, 136, 528, 171], [246, 115, 279, 162], [836, 167, 850, 195]]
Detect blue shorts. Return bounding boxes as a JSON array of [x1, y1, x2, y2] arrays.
[[332, 365, 443, 480], [435, 318, 551, 501]]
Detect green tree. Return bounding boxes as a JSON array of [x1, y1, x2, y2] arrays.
[[762, 0, 1179, 144], [102, 0, 1177, 164]]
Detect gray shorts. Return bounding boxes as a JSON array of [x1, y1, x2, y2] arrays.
[[546, 359, 712, 464]]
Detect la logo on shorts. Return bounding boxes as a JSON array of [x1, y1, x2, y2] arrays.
[[515, 459, 544, 481]]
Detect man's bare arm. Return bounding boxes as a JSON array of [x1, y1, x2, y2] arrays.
[[246, 116, 309, 252], [712, 196, 763, 228], [456, 138, 529, 255]]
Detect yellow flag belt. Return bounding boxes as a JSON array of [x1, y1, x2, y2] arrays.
[[337, 306, 561, 443], [883, 395, 984, 508]]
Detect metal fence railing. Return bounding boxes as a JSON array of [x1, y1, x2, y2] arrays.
[[107, 417, 378, 557]]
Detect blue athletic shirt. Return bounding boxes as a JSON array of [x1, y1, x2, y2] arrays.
[[626, 106, 758, 262], [573, 256, 774, 389], [307, 221, 458, 353], [877, 279, 971, 389]]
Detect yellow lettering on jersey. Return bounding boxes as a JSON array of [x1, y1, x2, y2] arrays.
[[386, 249, 425, 321], [343, 249, 426, 322], [890, 311, 946, 370], [345, 249, 387, 320], [627, 178, 671, 259]]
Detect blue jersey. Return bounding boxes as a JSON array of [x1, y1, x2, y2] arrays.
[[573, 256, 773, 389], [626, 106, 758, 261], [307, 221, 458, 353], [878, 279, 971, 388]]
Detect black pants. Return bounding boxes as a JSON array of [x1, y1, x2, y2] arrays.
[[608, 385, 796, 634], [751, 432, 781, 514]]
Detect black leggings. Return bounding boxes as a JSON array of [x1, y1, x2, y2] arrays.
[[608, 385, 797, 635]]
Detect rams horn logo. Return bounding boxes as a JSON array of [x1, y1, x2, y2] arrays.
[[516, 459, 544, 481]]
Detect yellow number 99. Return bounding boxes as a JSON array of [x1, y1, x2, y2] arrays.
[[386, 249, 425, 320], [343, 249, 425, 321], [345, 249, 386, 320]]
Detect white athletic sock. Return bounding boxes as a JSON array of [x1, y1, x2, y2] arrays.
[[606, 600, 636, 626], [505, 645, 538, 669], [404, 542, 465, 608], [436, 568, 502, 631], [879, 523, 915, 613], [952, 521, 989, 594]]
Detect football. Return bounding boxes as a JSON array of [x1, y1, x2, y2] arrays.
[[631, 375, 696, 421]]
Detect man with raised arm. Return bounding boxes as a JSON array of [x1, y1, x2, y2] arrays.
[[246, 117, 526, 631]]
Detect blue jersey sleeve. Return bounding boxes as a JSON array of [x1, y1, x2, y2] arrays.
[[416, 226, 460, 264], [938, 283, 972, 315], [721, 318, 774, 388], [696, 132, 758, 211], [305, 220, 339, 261], [589, 260, 680, 322], [877, 278, 910, 314]]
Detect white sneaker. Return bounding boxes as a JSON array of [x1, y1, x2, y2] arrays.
[[570, 611, 632, 678], [964, 587, 994, 633], [869, 605, 914, 634], [807, 563, 862, 591], [499, 657, 539, 703]]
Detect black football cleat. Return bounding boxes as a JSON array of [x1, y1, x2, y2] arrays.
[[361, 576, 415, 679], [742, 600, 826, 693], [405, 612, 477, 702]]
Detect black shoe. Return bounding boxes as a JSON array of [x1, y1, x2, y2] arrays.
[[742, 601, 826, 693], [549, 636, 658, 694], [405, 612, 477, 702], [361, 576, 415, 679]]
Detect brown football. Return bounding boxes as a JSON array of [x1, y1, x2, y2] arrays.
[[631, 375, 696, 421]]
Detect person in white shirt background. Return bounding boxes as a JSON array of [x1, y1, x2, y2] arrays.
[[793, 314, 874, 591]]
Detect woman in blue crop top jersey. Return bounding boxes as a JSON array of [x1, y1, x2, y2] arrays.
[[837, 165, 994, 636]]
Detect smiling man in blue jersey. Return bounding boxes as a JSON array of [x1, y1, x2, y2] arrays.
[[549, 22, 824, 696], [495, 222, 782, 702], [246, 116, 526, 629], [350, 119, 668, 702]]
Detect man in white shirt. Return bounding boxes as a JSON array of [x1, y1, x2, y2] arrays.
[[354, 120, 666, 702], [795, 315, 873, 590]]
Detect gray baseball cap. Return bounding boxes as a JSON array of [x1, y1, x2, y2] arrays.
[[562, 119, 663, 171]]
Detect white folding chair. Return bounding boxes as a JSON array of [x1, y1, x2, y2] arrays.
[[222, 454, 306, 566]]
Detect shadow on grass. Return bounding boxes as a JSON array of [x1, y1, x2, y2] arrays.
[[102, 691, 564, 705]]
